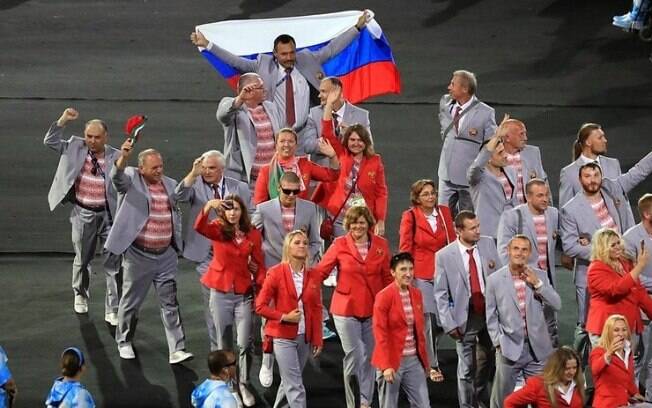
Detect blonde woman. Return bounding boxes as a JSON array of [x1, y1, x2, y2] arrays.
[[590, 315, 645, 407], [504, 346, 585, 408], [586, 228, 652, 347]]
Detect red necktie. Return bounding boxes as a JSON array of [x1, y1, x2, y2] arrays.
[[453, 105, 462, 133], [467, 248, 485, 315], [285, 68, 295, 127]]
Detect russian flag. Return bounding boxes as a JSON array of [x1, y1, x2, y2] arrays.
[[195, 10, 401, 104]]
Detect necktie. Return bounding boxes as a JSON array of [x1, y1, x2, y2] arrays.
[[332, 112, 341, 138], [467, 248, 485, 315], [212, 184, 222, 199], [285, 68, 295, 127], [453, 105, 462, 133]]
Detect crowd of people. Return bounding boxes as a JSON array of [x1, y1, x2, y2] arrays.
[[3, 12, 652, 408]]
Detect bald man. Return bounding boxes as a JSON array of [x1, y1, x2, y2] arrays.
[[44, 108, 121, 324]]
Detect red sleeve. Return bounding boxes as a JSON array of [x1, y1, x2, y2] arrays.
[[589, 346, 609, 377], [253, 165, 271, 205], [373, 157, 388, 222], [637, 287, 652, 320], [255, 268, 284, 321], [371, 291, 392, 370], [503, 377, 542, 408], [193, 208, 224, 241], [250, 229, 267, 290], [398, 210, 415, 254], [306, 160, 339, 182], [588, 261, 637, 298], [312, 239, 340, 281], [321, 119, 346, 158]]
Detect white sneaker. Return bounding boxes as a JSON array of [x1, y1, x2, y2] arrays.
[[323, 274, 337, 287], [231, 392, 244, 408], [118, 343, 136, 359], [258, 356, 273, 387], [169, 350, 194, 364], [74, 295, 88, 314], [238, 383, 256, 407], [104, 312, 118, 326]]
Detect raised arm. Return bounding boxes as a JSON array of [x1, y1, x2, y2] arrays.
[[191, 30, 258, 73], [111, 139, 135, 194], [614, 151, 652, 194], [467, 147, 492, 187], [44, 108, 79, 153], [193, 200, 226, 241], [312, 14, 366, 62]]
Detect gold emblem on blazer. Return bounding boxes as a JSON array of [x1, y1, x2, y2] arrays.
[[469, 128, 478, 137], [488, 260, 496, 270], [368, 171, 376, 180], [376, 248, 383, 256]]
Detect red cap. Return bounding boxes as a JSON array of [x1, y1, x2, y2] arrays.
[[124, 115, 147, 141]]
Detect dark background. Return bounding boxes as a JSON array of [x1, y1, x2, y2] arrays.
[[1, 0, 651, 406]]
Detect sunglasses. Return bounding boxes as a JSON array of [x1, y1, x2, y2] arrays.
[[281, 188, 300, 196]]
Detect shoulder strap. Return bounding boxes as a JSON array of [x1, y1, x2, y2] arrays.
[[442, 99, 481, 140], [517, 208, 523, 235], [411, 208, 417, 240], [328, 174, 358, 222]]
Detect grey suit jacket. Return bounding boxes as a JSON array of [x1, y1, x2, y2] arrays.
[[497, 204, 559, 286], [559, 155, 622, 207], [216, 98, 282, 184], [560, 152, 652, 286], [468, 148, 519, 238], [44, 122, 120, 215], [104, 166, 183, 255], [434, 237, 502, 334], [485, 265, 561, 362], [302, 102, 371, 159], [206, 27, 360, 104], [438, 95, 497, 186], [251, 198, 321, 268], [175, 176, 251, 263], [624, 223, 652, 291]]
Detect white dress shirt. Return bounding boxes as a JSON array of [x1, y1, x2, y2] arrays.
[[275, 64, 310, 129], [456, 239, 485, 295]]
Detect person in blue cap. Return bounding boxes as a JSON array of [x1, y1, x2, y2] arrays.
[[45, 347, 95, 408], [0, 346, 17, 408], [192, 350, 238, 408]]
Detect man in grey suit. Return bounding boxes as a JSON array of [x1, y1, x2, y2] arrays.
[[468, 135, 518, 239], [485, 235, 562, 408], [497, 179, 560, 346], [500, 119, 549, 205], [105, 140, 192, 364], [176, 150, 251, 350], [302, 77, 371, 160], [191, 13, 367, 132], [559, 123, 623, 207], [560, 155, 652, 363], [216, 73, 283, 188], [44, 107, 121, 323], [438, 70, 497, 215], [624, 194, 652, 398], [434, 211, 502, 408]]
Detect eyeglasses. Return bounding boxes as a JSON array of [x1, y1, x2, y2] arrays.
[[419, 192, 437, 198], [281, 188, 300, 196]]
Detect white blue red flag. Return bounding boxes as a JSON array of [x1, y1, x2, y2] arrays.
[[195, 10, 401, 103]]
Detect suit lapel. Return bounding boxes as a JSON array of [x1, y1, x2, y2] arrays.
[[282, 264, 299, 301], [346, 233, 365, 264], [392, 285, 407, 323], [271, 199, 284, 236], [577, 194, 603, 232], [454, 247, 470, 292], [458, 104, 478, 137], [502, 269, 520, 310], [414, 208, 437, 239]]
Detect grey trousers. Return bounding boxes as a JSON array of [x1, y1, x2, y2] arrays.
[[116, 245, 186, 354], [438, 179, 473, 216], [490, 340, 544, 408], [272, 335, 310, 408], [70, 205, 120, 313], [637, 320, 652, 399], [196, 251, 218, 350], [456, 313, 493, 408], [413, 278, 441, 369], [377, 355, 430, 408], [210, 290, 253, 385], [333, 315, 376, 408]]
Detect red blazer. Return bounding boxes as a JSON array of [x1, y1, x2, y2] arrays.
[[255, 263, 323, 347], [312, 233, 392, 318], [371, 283, 429, 372], [313, 119, 388, 222], [590, 346, 638, 408], [253, 157, 339, 205], [398, 206, 456, 280], [504, 376, 583, 408], [194, 209, 266, 294], [586, 259, 652, 335]]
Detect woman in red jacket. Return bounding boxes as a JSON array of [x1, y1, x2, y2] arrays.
[[312, 205, 392, 408], [194, 194, 265, 406], [398, 179, 455, 382], [372, 252, 431, 408], [315, 87, 388, 237], [590, 314, 645, 407], [255, 229, 323, 408], [586, 228, 651, 347], [504, 346, 585, 408]]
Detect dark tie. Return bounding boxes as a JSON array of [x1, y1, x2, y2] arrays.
[[453, 105, 462, 133], [285, 68, 295, 127], [212, 184, 221, 199], [332, 112, 341, 138], [467, 248, 485, 315]]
